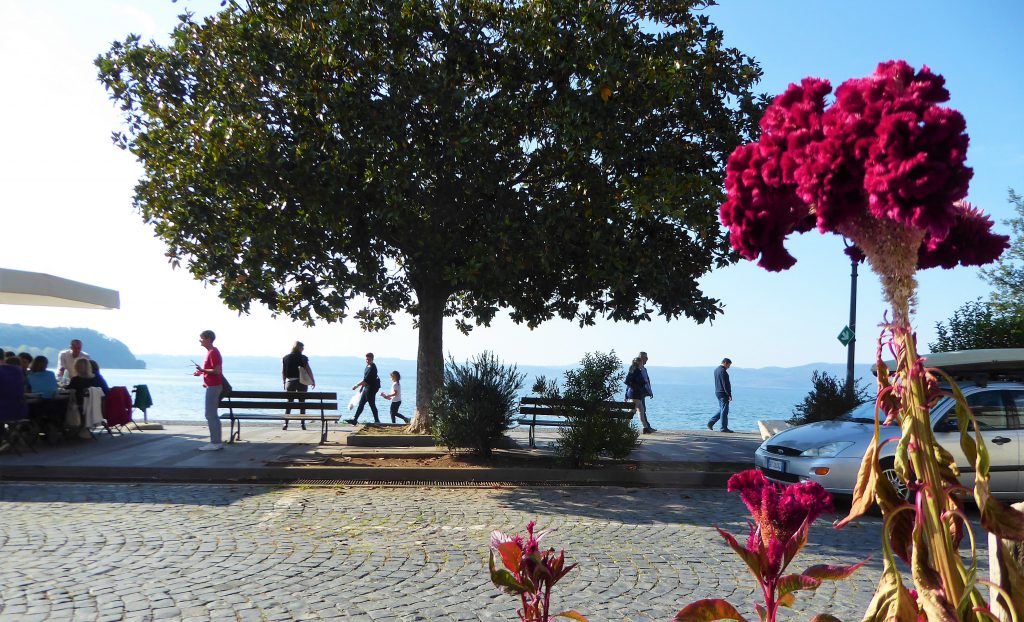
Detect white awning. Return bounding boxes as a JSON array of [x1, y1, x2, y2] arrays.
[[0, 268, 120, 310]]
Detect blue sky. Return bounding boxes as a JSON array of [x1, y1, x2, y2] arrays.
[[1, 0, 1021, 367]]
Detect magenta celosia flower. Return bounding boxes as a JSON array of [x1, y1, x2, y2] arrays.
[[918, 201, 1008, 269], [727, 469, 833, 551], [719, 60, 1005, 288]]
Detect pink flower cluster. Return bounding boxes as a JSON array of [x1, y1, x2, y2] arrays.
[[727, 469, 833, 576], [720, 60, 1007, 272]]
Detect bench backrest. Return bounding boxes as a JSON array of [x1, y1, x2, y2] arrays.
[[221, 391, 339, 412], [519, 396, 635, 417]]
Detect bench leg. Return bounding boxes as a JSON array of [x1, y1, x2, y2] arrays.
[[320, 417, 328, 444], [529, 424, 536, 449], [230, 417, 240, 443]]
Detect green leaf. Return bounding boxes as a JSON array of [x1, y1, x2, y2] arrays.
[[675, 599, 749, 622]]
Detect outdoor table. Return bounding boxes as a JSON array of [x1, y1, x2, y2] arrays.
[[26, 392, 71, 444]]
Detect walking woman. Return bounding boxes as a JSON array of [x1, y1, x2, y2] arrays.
[[193, 329, 224, 451]]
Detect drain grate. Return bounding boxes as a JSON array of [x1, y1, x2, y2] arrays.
[[291, 479, 576, 488]]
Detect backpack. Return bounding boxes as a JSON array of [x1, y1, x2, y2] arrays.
[[104, 386, 134, 427]]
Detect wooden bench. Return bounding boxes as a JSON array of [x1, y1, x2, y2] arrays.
[[218, 391, 339, 444], [516, 397, 637, 448]]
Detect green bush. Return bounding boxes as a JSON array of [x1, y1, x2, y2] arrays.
[[929, 298, 1024, 352], [536, 351, 641, 467], [788, 370, 870, 426], [429, 351, 525, 457]]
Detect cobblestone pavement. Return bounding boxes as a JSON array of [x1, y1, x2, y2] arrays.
[[0, 482, 903, 621]]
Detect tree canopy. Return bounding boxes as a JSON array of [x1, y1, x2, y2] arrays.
[[97, 0, 764, 428], [981, 189, 1024, 315], [931, 190, 1024, 352]]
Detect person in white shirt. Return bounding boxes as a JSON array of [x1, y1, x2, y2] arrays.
[[380, 370, 409, 423], [57, 339, 90, 385]]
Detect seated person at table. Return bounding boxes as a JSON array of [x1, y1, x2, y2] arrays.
[[1, 361, 28, 420], [67, 358, 104, 410], [89, 360, 110, 394], [26, 356, 59, 399]]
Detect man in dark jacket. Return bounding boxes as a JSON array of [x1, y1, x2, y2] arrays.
[[707, 358, 733, 432], [346, 353, 381, 424]]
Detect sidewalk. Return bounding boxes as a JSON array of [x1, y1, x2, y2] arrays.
[[0, 422, 762, 487]]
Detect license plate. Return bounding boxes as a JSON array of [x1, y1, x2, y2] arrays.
[[766, 458, 786, 473]]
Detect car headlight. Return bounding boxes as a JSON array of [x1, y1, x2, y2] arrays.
[[799, 441, 854, 458]]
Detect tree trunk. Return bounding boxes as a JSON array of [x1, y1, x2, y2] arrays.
[[407, 287, 445, 434]]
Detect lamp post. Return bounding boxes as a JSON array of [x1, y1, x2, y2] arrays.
[[844, 240, 858, 397]]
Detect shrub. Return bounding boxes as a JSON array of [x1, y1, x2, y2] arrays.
[[930, 298, 1024, 352], [430, 351, 525, 457], [788, 370, 870, 426], [535, 351, 641, 467]]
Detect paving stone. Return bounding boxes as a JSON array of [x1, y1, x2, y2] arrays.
[[0, 481, 958, 621]]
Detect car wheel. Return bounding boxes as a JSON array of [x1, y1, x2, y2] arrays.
[[881, 458, 911, 501]]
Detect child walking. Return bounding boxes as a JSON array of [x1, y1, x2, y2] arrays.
[[380, 371, 409, 423]]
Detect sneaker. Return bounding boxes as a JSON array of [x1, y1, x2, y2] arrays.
[[198, 443, 224, 451], [647, 427, 657, 433], [642, 428, 652, 434], [706, 422, 714, 431], [721, 428, 735, 433], [344, 418, 358, 426]]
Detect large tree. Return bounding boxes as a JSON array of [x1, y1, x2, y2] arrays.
[[981, 189, 1024, 314], [931, 190, 1024, 352], [97, 0, 763, 431]]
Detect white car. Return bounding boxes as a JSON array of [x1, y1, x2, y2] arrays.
[[754, 350, 1024, 500]]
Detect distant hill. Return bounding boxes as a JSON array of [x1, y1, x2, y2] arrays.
[[0, 323, 146, 369]]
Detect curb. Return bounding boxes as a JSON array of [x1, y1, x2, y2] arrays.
[[0, 462, 752, 488]]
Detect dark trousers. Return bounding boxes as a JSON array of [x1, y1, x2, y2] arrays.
[[283, 379, 308, 430], [285, 379, 308, 414], [390, 401, 408, 423], [354, 389, 379, 423]]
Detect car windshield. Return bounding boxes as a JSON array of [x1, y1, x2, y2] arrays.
[[835, 395, 956, 425], [836, 401, 879, 424]]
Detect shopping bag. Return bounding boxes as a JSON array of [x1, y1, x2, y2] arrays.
[[347, 389, 361, 410]]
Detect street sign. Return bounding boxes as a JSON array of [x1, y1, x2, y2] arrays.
[[837, 325, 855, 347]]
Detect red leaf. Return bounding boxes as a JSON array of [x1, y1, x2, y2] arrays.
[[777, 573, 821, 598], [489, 552, 526, 595], [716, 527, 763, 582], [496, 541, 522, 573], [802, 558, 869, 581], [675, 599, 750, 622], [554, 611, 590, 622]]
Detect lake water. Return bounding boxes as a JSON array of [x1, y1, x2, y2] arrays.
[[102, 365, 810, 432]]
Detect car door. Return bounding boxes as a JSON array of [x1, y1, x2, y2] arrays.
[[932, 388, 1020, 494], [1001, 389, 1024, 494]]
